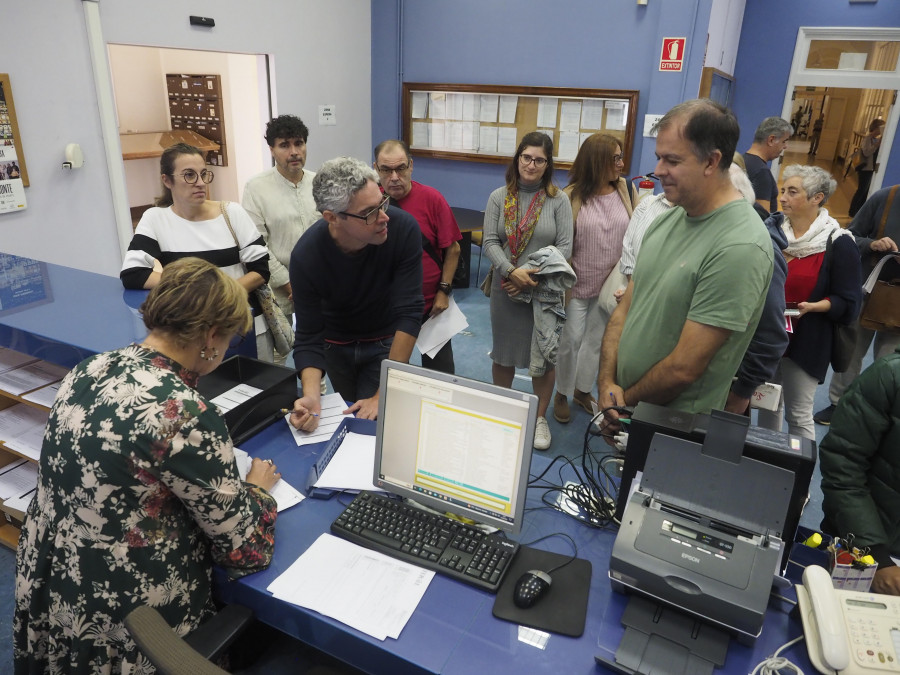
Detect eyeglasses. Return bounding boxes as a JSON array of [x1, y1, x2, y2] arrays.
[[613, 154, 624, 164], [173, 169, 215, 185], [339, 194, 390, 226], [376, 163, 410, 177], [519, 154, 548, 168]]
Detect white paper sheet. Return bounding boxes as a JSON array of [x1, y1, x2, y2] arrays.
[[430, 93, 446, 120], [0, 348, 38, 374], [537, 97, 559, 128], [287, 393, 353, 446], [580, 99, 605, 130], [313, 431, 380, 493], [479, 126, 498, 154], [210, 383, 263, 413], [232, 447, 305, 511], [498, 96, 519, 124], [605, 101, 627, 131], [557, 132, 580, 161], [411, 91, 428, 119], [479, 95, 499, 123], [497, 127, 518, 155], [267, 533, 434, 641], [4, 487, 35, 512], [559, 100, 582, 132], [412, 121, 430, 148], [0, 459, 38, 501], [0, 360, 69, 396], [22, 381, 61, 408], [416, 297, 469, 359]]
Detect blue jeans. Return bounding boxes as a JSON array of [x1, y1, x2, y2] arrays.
[[324, 337, 393, 402]]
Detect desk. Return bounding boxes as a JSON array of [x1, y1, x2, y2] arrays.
[[450, 206, 483, 289], [216, 418, 816, 675]]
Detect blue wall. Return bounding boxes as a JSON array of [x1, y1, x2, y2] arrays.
[[734, 0, 899, 188], [372, 0, 713, 210]]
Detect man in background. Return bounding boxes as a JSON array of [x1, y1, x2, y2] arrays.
[[287, 157, 423, 428], [743, 116, 793, 215], [242, 114, 319, 363], [599, 99, 774, 435], [374, 139, 461, 373], [816, 184, 900, 425]]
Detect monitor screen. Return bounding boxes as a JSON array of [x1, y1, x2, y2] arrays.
[[374, 360, 538, 534]]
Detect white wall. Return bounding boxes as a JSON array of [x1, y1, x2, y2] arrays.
[[1, 0, 372, 276]]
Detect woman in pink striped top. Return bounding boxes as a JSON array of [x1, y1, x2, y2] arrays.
[[553, 134, 637, 424]]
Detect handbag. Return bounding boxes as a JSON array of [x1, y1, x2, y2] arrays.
[[479, 267, 493, 298], [858, 187, 900, 334], [219, 202, 295, 355]]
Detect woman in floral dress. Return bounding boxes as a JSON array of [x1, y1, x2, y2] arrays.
[[15, 258, 281, 674]]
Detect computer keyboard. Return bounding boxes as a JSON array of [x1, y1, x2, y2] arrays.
[[330, 491, 519, 592]]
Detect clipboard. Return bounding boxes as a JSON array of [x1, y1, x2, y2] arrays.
[[305, 417, 376, 499]]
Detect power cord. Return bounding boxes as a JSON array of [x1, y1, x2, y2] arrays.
[[749, 635, 806, 675]]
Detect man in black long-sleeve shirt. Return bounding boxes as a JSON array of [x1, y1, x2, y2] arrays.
[[287, 157, 423, 427]]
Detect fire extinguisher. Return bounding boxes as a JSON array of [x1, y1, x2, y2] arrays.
[[632, 174, 657, 202]]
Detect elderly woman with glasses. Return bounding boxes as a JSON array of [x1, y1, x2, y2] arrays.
[[756, 164, 862, 439], [482, 131, 573, 451], [120, 143, 270, 293]]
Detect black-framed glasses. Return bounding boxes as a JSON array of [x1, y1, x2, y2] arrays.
[[376, 163, 410, 177], [520, 154, 548, 168], [173, 169, 215, 185], [339, 194, 390, 225], [613, 154, 624, 164]]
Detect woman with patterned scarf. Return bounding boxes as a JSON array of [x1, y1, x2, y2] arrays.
[[482, 132, 573, 451]]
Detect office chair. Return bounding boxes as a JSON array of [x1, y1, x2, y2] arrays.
[[472, 230, 485, 285], [125, 603, 253, 675]]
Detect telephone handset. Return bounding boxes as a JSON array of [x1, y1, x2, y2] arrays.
[[796, 564, 900, 674]]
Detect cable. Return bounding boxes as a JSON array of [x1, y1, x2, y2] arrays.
[[519, 532, 578, 574], [749, 635, 806, 675]]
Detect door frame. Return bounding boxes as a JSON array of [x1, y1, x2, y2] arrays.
[[775, 26, 900, 194]]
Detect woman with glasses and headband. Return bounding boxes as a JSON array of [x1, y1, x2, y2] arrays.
[[553, 133, 636, 426], [120, 143, 270, 294], [16, 258, 280, 674], [482, 131, 573, 451]]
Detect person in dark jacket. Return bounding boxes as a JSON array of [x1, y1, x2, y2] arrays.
[[820, 345, 900, 596], [756, 165, 862, 439]]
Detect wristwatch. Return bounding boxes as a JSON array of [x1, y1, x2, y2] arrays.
[[437, 281, 453, 295]]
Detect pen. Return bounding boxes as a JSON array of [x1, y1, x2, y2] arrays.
[[280, 408, 318, 417]]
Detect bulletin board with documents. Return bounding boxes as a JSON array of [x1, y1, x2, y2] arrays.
[[402, 82, 639, 172]]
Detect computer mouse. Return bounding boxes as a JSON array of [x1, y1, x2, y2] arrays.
[[513, 570, 552, 609]]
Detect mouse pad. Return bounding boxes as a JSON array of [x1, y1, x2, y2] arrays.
[[492, 545, 592, 637]]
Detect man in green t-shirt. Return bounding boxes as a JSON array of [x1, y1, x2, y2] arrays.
[[598, 99, 774, 435]]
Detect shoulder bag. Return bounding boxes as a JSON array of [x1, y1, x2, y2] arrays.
[[220, 201, 295, 355], [859, 187, 900, 334]]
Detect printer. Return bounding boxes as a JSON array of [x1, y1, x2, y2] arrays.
[[609, 411, 794, 644]]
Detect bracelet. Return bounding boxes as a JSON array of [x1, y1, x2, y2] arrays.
[[437, 281, 453, 295]]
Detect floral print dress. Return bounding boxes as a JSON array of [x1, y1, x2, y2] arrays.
[[14, 345, 277, 674]]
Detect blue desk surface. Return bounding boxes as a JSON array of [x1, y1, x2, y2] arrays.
[[218, 418, 816, 675]]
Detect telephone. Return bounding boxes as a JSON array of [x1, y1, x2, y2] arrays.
[[796, 564, 900, 674]]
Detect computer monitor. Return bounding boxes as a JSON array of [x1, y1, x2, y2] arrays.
[[374, 360, 538, 534]]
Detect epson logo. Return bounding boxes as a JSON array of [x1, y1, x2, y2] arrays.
[[681, 552, 700, 564]]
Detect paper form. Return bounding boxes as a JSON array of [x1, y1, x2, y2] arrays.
[[0, 459, 38, 501], [22, 381, 61, 408], [559, 100, 582, 132], [412, 121, 430, 148], [557, 132, 580, 162], [580, 100, 605, 130], [479, 126, 499, 153], [479, 95, 499, 123], [210, 383, 263, 413], [411, 92, 428, 119], [498, 96, 518, 124], [461, 122, 478, 150], [605, 101, 627, 131], [267, 533, 434, 640], [430, 93, 446, 120], [447, 121, 464, 150], [232, 447, 304, 511], [0, 348, 38, 374], [580, 132, 594, 147], [446, 93, 464, 120], [461, 94, 479, 121], [287, 393, 353, 446], [2, 424, 45, 461], [430, 122, 446, 148], [536, 97, 559, 128], [0, 360, 68, 396], [4, 487, 35, 512], [417, 297, 468, 359], [313, 431, 381, 493], [497, 127, 518, 155]]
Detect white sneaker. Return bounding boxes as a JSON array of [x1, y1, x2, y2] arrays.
[[534, 416, 551, 451]]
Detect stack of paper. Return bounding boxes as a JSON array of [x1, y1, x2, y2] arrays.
[[0, 348, 38, 374], [21, 381, 62, 408], [0, 360, 69, 396], [232, 447, 304, 512], [287, 393, 353, 446], [0, 403, 48, 461], [416, 297, 468, 360], [313, 431, 380, 493], [0, 459, 38, 512], [267, 533, 433, 640]]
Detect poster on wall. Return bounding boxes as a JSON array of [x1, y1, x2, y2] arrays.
[[0, 144, 27, 213]]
